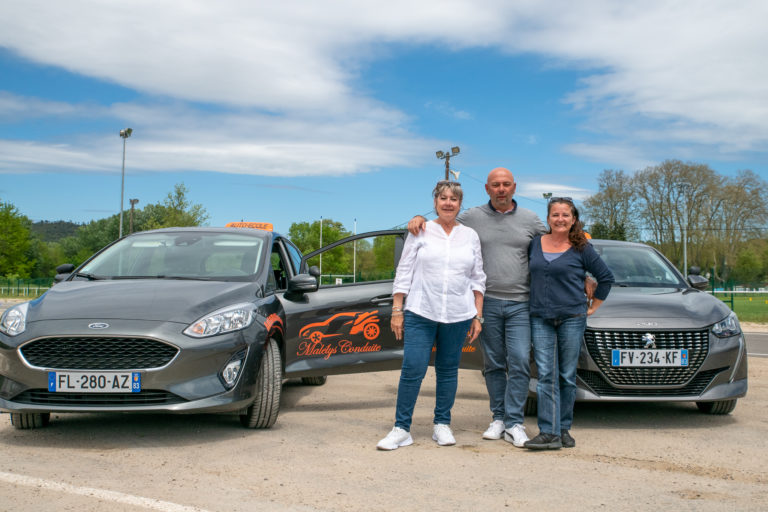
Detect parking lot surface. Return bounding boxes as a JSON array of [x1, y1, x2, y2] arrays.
[[1, 353, 766, 511]]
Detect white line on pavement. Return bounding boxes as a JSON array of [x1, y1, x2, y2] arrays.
[[0, 471, 211, 512]]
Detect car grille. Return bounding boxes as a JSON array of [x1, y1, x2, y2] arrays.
[[584, 328, 709, 386], [20, 337, 179, 370], [12, 389, 185, 406], [578, 368, 724, 397]]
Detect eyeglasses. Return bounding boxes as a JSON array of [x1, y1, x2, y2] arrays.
[[548, 196, 573, 204], [436, 180, 461, 186]]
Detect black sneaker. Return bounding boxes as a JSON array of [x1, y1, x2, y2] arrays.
[[524, 432, 562, 450], [561, 430, 576, 448]]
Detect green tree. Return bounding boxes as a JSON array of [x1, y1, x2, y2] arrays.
[[289, 219, 352, 282], [731, 248, 762, 286], [135, 183, 209, 231], [582, 169, 638, 241], [0, 200, 34, 277]]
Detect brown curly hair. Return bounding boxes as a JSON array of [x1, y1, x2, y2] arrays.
[[547, 198, 588, 251]]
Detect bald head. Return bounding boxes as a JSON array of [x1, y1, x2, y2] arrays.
[[485, 167, 517, 212]]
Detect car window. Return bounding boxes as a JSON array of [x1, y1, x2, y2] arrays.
[[283, 240, 303, 274], [270, 245, 291, 290], [305, 233, 399, 287], [595, 244, 684, 287], [80, 232, 264, 280]]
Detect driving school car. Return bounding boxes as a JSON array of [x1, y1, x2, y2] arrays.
[[0, 226, 434, 429]]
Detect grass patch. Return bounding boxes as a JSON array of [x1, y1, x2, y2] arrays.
[[712, 293, 768, 323]]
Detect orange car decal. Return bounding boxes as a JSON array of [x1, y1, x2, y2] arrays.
[[264, 313, 283, 335], [297, 310, 383, 359]]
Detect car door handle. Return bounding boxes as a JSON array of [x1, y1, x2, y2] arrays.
[[370, 295, 393, 305]]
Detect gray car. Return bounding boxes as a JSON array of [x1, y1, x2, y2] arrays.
[[525, 239, 747, 415]]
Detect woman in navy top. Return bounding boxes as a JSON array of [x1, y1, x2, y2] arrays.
[[524, 197, 614, 450]]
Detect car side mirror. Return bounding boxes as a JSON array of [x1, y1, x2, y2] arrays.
[[54, 263, 75, 284], [308, 265, 320, 278], [287, 273, 319, 296], [687, 274, 708, 291]]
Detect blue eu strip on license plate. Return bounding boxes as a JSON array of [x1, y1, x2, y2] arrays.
[[47, 372, 142, 393], [611, 349, 689, 367]]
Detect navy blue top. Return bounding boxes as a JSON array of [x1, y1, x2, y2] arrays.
[[528, 236, 614, 319]]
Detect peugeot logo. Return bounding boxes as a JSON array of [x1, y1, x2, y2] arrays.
[[88, 322, 110, 329], [642, 333, 656, 349]]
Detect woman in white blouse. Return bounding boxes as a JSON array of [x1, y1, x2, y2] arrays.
[[377, 181, 486, 450]]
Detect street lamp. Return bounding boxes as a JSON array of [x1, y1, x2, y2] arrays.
[[118, 127, 133, 238], [436, 146, 460, 180], [542, 192, 552, 201]]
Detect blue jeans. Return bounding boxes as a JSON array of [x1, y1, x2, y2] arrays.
[[530, 314, 587, 434], [480, 297, 531, 427], [394, 311, 473, 431]]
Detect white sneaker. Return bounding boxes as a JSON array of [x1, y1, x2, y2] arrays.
[[432, 424, 456, 446], [377, 427, 413, 451], [482, 420, 506, 440], [503, 423, 529, 447]]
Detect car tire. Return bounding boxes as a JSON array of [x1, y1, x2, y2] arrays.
[[240, 338, 282, 428], [524, 396, 538, 416], [696, 399, 737, 415], [301, 376, 327, 386], [10, 412, 50, 429]]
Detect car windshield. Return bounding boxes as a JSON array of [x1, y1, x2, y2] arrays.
[[592, 243, 685, 288], [79, 232, 265, 280]]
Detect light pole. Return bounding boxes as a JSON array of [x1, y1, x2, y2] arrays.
[[129, 198, 139, 234], [319, 216, 323, 285], [542, 192, 552, 201], [436, 146, 460, 180], [119, 128, 133, 238], [678, 183, 690, 277]]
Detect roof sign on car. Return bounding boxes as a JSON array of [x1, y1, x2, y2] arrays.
[[226, 222, 274, 231]]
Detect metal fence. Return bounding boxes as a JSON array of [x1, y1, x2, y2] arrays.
[[0, 278, 54, 297]]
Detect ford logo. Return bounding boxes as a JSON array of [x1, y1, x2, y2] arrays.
[[88, 322, 110, 329]]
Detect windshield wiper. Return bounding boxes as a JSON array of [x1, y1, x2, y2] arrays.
[[74, 272, 102, 280], [111, 275, 214, 281]]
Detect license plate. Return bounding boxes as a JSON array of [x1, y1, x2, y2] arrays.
[[611, 349, 688, 367], [48, 372, 141, 393]]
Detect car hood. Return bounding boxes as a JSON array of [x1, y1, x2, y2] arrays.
[[588, 287, 733, 330], [26, 279, 259, 324]]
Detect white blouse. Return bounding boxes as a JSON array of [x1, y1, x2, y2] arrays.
[[393, 221, 486, 323]]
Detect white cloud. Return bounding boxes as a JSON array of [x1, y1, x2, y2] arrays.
[[0, 0, 766, 176]]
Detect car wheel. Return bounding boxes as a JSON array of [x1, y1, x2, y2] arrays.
[[524, 396, 538, 416], [10, 412, 50, 429], [240, 338, 282, 428], [301, 376, 327, 386], [696, 399, 737, 415]]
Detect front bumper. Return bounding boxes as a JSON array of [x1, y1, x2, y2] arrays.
[[0, 318, 267, 415]]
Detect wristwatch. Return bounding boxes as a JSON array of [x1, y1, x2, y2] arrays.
[[474, 316, 484, 324]]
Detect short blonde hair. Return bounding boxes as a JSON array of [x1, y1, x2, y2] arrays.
[[432, 180, 463, 203]]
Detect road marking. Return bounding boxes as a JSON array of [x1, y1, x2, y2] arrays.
[[0, 471, 211, 512]]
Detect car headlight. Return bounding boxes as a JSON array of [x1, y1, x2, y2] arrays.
[[184, 303, 256, 338], [711, 312, 741, 338], [0, 302, 29, 336]]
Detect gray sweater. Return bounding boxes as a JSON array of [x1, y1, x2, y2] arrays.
[[458, 201, 546, 301]]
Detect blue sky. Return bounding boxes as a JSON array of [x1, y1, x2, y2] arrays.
[[0, 1, 766, 236]]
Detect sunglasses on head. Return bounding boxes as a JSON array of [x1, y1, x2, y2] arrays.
[[548, 196, 573, 204]]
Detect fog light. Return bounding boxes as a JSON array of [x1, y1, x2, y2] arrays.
[[220, 352, 245, 389]]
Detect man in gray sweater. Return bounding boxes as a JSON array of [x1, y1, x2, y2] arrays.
[[409, 167, 546, 447]]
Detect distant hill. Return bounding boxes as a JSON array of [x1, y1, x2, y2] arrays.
[[30, 220, 82, 242]]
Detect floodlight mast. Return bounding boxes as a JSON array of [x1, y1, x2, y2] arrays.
[[118, 127, 133, 238], [435, 146, 460, 180]]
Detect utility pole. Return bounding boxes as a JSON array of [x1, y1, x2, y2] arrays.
[[118, 127, 133, 238]]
